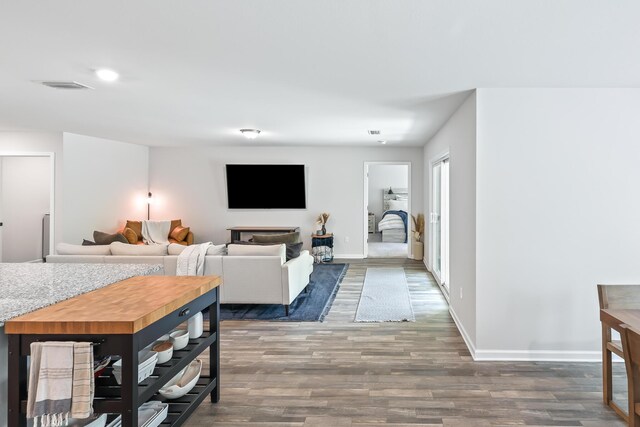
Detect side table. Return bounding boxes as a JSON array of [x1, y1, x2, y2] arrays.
[[311, 233, 334, 263]]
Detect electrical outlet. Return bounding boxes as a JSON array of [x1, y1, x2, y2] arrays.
[[459, 287, 463, 299], [344, 236, 350, 243]]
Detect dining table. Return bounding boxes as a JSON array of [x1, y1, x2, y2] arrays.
[[600, 308, 640, 422]]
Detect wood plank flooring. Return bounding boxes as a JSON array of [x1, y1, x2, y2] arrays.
[[188, 258, 626, 426]]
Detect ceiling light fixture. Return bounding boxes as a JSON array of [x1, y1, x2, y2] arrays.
[[240, 129, 261, 139], [368, 130, 381, 135], [95, 68, 119, 82]]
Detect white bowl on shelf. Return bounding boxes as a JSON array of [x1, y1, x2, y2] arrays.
[[159, 359, 202, 399], [152, 341, 173, 364], [170, 329, 190, 350]]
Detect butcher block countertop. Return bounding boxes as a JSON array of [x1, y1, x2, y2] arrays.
[[5, 275, 221, 335]]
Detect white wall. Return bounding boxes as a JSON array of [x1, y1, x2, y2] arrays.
[[475, 88, 640, 360], [63, 133, 149, 244], [0, 132, 62, 247], [0, 157, 50, 262], [367, 164, 409, 222], [423, 92, 477, 352], [149, 146, 423, 257]]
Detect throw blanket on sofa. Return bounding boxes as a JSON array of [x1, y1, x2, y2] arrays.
[[141, 220, 171, 245], [177, 242, 212, 276], [377, 210, 408, 243]]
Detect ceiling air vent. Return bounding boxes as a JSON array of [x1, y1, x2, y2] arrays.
[[368, 130, 381, 135], [40, 81, 93, 90]]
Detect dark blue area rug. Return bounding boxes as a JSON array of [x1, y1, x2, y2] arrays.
[[219, 263, 348, 321]]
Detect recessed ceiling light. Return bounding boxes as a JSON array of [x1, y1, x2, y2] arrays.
[[240, 129, 261, 139], [95, 68, 119, 82], [368, 130, 381, 135], [379, 140, 387, 145]]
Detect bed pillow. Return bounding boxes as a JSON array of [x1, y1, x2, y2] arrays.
[[388, 199, 408, 211]]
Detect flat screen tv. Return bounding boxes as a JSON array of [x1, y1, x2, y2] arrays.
[[226, 164, 306, 209]]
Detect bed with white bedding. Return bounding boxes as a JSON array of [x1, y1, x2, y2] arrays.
[[378, 191, 409, 243]]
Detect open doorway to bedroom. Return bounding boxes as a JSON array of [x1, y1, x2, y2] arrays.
[[363, 162, 410, 258]]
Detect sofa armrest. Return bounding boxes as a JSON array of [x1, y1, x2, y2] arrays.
[[281, 250, 314, 304]]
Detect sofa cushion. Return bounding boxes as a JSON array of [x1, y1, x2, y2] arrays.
[[168, 243, 188, 255], [170, 225, 190, 242], [207, 244, 227, 255], [123, 227, 138, 244], [56, 243, 111, 255], [170, 219, 182, 233], [125, 220, 143, 240], [94, 230, 128, 245], [227, 243, 286, 264], [252, 232, 299, 244], [286, 242, 303, 261], [110, 241, 168, 256]]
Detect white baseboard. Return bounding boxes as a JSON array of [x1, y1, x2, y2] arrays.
[[474, 349, 601, 362], [448, 306, 476, 359], [334, 254, 365, 259]]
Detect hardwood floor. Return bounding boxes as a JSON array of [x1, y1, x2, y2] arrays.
[[188, 258, 626, 426]]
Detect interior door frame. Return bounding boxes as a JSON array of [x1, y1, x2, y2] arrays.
[[429, 152, 449, 291], [363, 161, 412, 259], [0, 152, 56, 260]]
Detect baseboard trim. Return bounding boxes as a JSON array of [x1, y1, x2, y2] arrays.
[[334, 254, 365, 259], [448, 306, 476, 359], [474, 349, 601, 362]]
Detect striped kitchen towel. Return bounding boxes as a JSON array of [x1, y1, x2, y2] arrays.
[[27, 342, 94, 426]]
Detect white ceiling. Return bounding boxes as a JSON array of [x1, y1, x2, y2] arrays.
[[0, 1, 639, 147]]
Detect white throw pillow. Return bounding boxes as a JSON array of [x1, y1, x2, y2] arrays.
[[110, 241, 168, 256], [56, 243, 111, 255], [388, 199, 408, 211], [206, 244, 227, 256], [168, 243, 188, 255], [227, 244, 286, 264]]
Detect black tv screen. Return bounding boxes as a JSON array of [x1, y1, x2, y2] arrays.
[[226, 164, 306, 209]]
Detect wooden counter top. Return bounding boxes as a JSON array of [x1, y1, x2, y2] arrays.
[[4, 275, 221, 335]]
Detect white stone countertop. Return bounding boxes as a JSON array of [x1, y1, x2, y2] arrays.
[[0, 263, 163, 325]]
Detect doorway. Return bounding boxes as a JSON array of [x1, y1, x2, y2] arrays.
[[363, 162, 411, 258], [0, 153, 55, 262], [430, 155, 449, 291]]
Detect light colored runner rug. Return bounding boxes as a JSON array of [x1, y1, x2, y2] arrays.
[[354, 267, 415, 322]]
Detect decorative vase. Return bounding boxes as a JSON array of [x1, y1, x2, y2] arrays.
[[321, 224, 326, 235]]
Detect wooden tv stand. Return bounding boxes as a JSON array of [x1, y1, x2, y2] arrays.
[[227, 226, 300, 242]]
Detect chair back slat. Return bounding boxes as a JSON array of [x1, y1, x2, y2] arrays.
[[598, 284, 640, 310]]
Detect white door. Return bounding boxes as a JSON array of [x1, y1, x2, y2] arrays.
[[431, 157, 450, 291]]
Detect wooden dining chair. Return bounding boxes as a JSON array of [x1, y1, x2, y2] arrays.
[[598, 284, 640, 413], [621, 325, 640, 426]]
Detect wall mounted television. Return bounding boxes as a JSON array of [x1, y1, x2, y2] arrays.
[[226, 164, 307, 209]]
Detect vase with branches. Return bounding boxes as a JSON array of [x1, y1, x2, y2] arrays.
[[316, 212, 330, 235], [411, 213, 425, 243]]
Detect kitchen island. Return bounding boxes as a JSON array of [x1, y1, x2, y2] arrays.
[[0, 263, 163, 426]]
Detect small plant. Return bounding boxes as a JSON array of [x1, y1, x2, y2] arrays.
[[411, 213, 425, 242], [316, 212, 330, 225], [316, 212, 330, 235]]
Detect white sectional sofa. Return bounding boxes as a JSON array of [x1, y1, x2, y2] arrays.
[[47, 242, 314, 315]]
